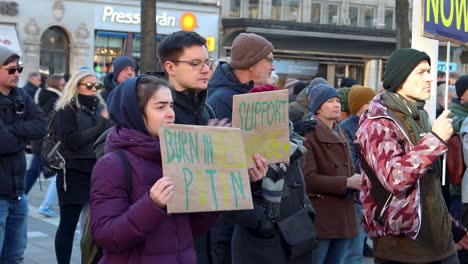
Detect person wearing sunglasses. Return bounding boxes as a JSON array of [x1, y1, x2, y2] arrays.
[[0, 45, 47, 263], [52, 69, 111, 264]]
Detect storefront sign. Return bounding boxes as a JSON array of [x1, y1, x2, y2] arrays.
[[437, 61, 457, 72], [423, 0, 468, 44], [101, 6, 176, 27], [0, 1, 18, 16]]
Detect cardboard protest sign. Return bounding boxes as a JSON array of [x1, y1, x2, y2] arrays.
[[231, 89, 290, 168], [160, 124, 253, 213]]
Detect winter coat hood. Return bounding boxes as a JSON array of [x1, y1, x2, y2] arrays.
[[104, 126, 162, 164], [107, 76, 149, 136], [208, 61, 252, 95]]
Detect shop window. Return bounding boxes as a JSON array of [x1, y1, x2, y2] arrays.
[[271, 0, 282, 20], [248, 0, 259, 19], [310, 3, 321, 24], [364, 6, 376, 28], [285, 0, 301, 22], [327, 4, 339, 25], [348, 6, 359, 26], [384, 9, 394, 30], [40, 26, 69, 75], [230, 0, 241, 17], [93, 31, 126, 76]]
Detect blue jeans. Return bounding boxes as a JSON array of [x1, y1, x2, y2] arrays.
[[313, 238, 351, 264], [344, 203, 366, 264], [24, 153, 42, 194], [0, 194, 28, 263], [40, 177, 58, 210]]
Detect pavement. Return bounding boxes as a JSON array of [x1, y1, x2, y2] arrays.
[[22, 154, 373, 264]]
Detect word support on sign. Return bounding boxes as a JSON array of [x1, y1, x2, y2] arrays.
[[231, 89, 290, 168], [160, 124, 253, 213]]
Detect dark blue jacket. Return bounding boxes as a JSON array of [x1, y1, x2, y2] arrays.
[[339, 114, 360, 174], [22, 81, 39, 100], [207, 62, 253, 120], [0, 87, 47, 197]]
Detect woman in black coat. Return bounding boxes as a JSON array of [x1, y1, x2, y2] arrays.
[[52, 69, 110, 264]]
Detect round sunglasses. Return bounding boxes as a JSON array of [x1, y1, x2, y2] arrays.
[[79, 82, 103, 90]]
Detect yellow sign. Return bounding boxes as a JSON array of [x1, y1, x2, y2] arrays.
[[206, 37, 215, 52]]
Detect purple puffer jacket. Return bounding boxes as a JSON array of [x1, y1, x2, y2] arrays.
[[90, 126, 220, 264]]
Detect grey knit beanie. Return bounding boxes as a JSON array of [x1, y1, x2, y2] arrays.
[[230, 33, 274, 69], [0, 45, 17, 66]]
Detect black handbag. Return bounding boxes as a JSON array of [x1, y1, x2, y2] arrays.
[[275, 207, 316, 258]]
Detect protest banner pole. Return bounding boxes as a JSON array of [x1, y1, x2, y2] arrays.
[[441, 41, 451, 186]]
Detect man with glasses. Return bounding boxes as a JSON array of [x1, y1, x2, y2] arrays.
[[0, 45, 47, 263], [158, 30, 216, 125], [207, 33, 275, 120]]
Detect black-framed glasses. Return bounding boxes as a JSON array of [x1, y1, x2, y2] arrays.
[[79, 82, 103, 90], [173, 59, 214, 70], [1, 66, 23, 75]]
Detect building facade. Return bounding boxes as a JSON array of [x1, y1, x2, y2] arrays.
[[0, 0, 220, 85], [219, 0, 467, 88]]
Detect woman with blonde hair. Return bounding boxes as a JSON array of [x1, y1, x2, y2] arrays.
[[53, 69, 111, 264]]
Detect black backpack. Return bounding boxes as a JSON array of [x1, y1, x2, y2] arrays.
[[40, 110, 65, 178], [81, 150, 133, 264]]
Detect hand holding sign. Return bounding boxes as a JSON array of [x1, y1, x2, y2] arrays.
[[150, 177, 175, 208], [248, 154, 268, 182]]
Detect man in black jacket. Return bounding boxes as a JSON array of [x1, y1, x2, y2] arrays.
[[21, 72, 41, 99], [0, 45, 47, 263], [158, 31, 215, 125]]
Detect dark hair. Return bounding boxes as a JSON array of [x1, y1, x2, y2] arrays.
[[46, 74, 64, 89], [3, 54, 19, 66], [158, 31, 207, 67], [340, 77, 359, 88], [136, 75, 173, 118], [293, 81, 308, 95]]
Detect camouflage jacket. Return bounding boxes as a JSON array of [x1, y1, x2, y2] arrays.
[[355, 93, 448, 239]]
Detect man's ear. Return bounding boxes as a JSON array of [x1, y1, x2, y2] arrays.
[[164, 61, 175, 77]]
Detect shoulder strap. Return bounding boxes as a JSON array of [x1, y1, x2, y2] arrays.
[[204, 103, 216, 119], [113, 150, 133, 202], [354, 143, 393, 225]]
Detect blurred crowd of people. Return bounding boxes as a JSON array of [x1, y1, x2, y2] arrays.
[[0, 29, 467, 264]]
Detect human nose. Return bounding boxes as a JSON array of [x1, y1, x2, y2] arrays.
[[167, 108, 175, 120]]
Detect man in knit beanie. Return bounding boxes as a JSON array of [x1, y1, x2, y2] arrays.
[[455, 75, 468, 105], [206, 32, 274, 262], [355, 48, 459, 262], [339, 85, 376, 263], [0, 45, 47, 263], [208, 33, 275, 119], [100, 56, 136, 102]]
